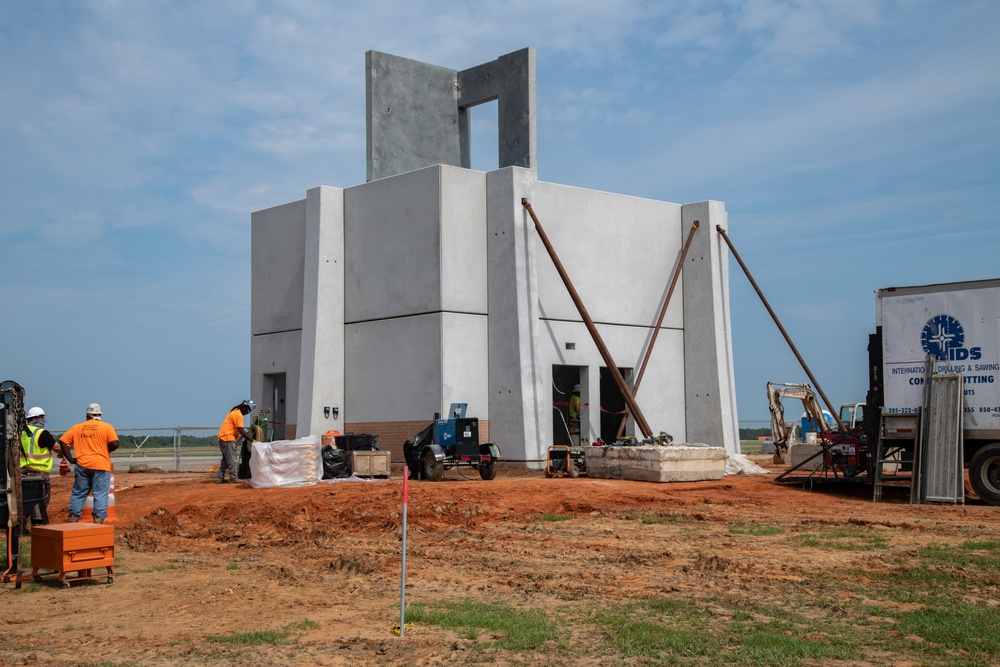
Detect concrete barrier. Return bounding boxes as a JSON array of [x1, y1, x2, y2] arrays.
[[585, 444, 726, 483]]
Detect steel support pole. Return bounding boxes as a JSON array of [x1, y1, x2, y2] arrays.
[[716, 226, 845, 432], [522, 198, 652, 439], [615, 221, 700, 439]]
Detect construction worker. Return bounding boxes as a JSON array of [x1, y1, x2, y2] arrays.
[[59, 403, 120, 524], [19, 406, 63, 528], [568, 384, 582, 445], [218, 400, 254, 484]]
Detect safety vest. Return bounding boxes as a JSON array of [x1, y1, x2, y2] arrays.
[[20, 424, 54, 474]]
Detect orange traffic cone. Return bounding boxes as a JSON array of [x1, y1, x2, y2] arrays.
[[81, 464, 118, 523]]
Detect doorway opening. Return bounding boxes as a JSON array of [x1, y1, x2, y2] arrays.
[[263, 373, 286, 440], [551, 365, 584, 446], [600, 367, 633, 442]]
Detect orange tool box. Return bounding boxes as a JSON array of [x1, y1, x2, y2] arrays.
[[30, 523, 114, 587]]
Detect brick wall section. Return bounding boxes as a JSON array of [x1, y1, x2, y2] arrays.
[[284, 425, 297, 441], [346, 420, 490, 463]]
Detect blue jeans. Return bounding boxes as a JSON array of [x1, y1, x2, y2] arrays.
[[68, 467, 111, 520]]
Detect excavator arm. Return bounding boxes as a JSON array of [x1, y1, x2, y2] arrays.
[[766, 382, 830, 464]]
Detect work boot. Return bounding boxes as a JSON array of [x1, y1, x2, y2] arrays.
[[93, 516, 105, 524], [67, 514, 79, 523]]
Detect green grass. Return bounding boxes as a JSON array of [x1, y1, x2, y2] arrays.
[[791, 529, 888, 551], [405, 599, 557, 651], [537, 513, 573, 522], [206, 629, 291, 645], [918, 541, 1000, 570], [729, 522, 783, 536], [641, 511, 684, 525], [130, 564, 186, 574], [226, 562, 240, 570]]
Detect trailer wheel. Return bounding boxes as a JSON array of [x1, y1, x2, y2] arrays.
[[422, 449, 443, 482], [479, 459, 497, 480], [969, 443, 1000, 505]]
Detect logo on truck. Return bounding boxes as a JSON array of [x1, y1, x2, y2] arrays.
[[921, 314, 982, 361]]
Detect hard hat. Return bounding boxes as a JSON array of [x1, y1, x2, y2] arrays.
[[26, 406, 45, 420], [86, 403, 102, 416], [244, 399, 257, 411], [573, 384, 581, 392]]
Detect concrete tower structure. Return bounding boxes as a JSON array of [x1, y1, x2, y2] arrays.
[[251, 48, 739, 464]]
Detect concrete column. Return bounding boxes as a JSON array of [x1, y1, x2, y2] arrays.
[[297, 186, 345, 437], [681, 201, 740, 453], [487, 167, 546, 463]]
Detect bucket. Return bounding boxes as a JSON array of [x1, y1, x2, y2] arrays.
[[322, 430, 342, 447]]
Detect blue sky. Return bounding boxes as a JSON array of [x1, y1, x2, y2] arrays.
[[1, 1, 998, 433]]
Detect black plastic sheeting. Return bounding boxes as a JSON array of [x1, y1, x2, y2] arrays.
[[334, 433, 380, 451], [322, 446, 352, 479]]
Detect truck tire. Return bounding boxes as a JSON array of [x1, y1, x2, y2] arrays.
[[969, 443, 1000, 505], [479, 459, 497, 480], [422, 449, 443, 482]]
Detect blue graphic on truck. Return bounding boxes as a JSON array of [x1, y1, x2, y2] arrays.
[[921, 314, 982, 361]]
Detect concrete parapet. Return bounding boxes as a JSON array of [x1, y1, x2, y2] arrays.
[[585, 445, 726, 483]]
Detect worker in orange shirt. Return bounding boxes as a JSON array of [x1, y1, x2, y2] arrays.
[[217, 400, 254, 484], [58, 403, 120, 524]]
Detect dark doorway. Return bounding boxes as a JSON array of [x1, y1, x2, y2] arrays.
[[263, 373, 286, 440], [551, 365, 581, 445], [600, 367, 633, 442]]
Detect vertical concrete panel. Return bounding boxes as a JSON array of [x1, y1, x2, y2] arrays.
[[440, 167, 488, 314], [682, 201, 739, 453], [533, 182, 683, 327], [344, 166, 443, 322], [458, 48, 537, 173], [251, 331, 301, 435], [366, 51, 463, 182], [441, 312, 490, 418], [487, 167, 546, 462], [345, 315, 443, 422], [251, 200, 305, 335], [297, 186, 345, 438]]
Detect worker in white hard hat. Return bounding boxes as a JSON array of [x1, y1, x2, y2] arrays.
[[19, 406, 65, 528], [217, 400, 255, 484], [58, 403, 120, 524]]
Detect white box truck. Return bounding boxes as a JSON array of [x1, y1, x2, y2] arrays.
[[870, 278, 1000, 504]]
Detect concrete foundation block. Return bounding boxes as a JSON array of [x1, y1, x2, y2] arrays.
[[585, 444, 726, 483], [789, 444, 824, 471]]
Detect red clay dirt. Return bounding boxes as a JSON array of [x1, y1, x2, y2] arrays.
[[3, 458, 998, 666]]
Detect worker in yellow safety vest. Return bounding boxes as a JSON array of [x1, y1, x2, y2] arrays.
[[568, 384, 582, 445], [19, 406, 65, 528]]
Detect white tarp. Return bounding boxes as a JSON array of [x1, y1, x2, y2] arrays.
[[249, 435, 321, 488]]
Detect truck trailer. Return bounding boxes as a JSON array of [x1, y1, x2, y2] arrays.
[[869, 278, 1000, 504]]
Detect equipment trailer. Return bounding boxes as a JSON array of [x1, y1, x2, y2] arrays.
[[403, 404, 500, 481]]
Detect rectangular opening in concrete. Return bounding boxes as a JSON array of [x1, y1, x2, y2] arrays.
[[551, 365, 581, 446], [263, 373, 286, 440], [600, 366, 633, 442], [469, 99, 499, 172]]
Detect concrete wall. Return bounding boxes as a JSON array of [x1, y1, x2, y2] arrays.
[[296, 186, 345, 437], [251, 199, 308, 436], [251, 199, 306, 335], [251, 166, 739, 459], [681, 201, 739, 454]]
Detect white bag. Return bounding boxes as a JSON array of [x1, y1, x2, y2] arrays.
[[249, 435, 321, 488]]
